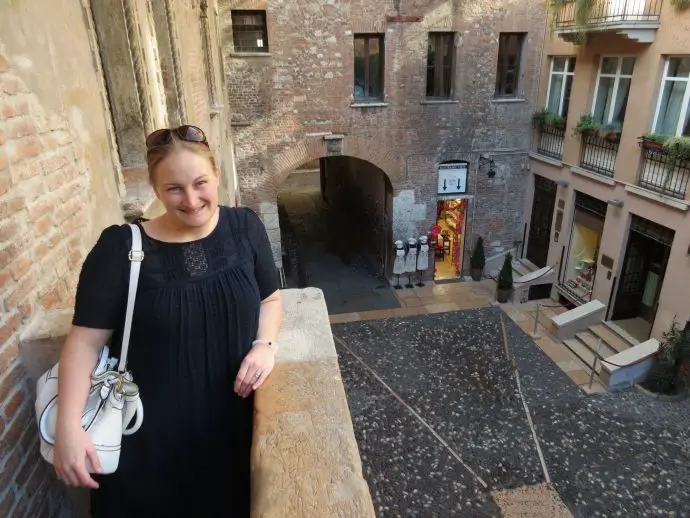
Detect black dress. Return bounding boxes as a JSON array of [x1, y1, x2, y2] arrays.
[[71, 206, 280, 518]]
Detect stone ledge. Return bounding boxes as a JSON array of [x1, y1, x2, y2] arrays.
[[624, 184, 690, 212], [492, 98, 527, 104], [350, 102, 389, 108], [569, 165, 616, 186], [230, 52, 272, 58], [529, 151, 564, 168], [252, 288, 375, 517]]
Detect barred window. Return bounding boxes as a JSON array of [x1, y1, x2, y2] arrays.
[[231, 10, 268, 53]]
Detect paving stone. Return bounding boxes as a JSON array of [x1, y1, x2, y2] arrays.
[[332, 307, 690, 517]]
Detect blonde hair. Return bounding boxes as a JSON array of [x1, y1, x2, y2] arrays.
[[146, 133, 217, 184]]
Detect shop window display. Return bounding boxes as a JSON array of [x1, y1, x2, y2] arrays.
[[434, 199, 467, 280], [562, 209, 604, 302]]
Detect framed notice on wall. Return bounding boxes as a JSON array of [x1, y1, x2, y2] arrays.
[[437, 161, 468, 195]]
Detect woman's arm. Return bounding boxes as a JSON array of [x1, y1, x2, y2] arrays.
[[234, 289, 283, 398], [54, 325, 113, 488], [57, 326, 113, 429], [255, 289, 283, 346]]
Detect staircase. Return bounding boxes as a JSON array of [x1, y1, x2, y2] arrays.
[[563, 321, 638, 373]]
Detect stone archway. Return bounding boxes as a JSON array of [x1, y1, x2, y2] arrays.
[[249, 135, 400, 272], [268, 141, 399, 313]]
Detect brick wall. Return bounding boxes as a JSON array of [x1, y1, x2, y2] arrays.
[[221, 0, 546, 272], [0, 52, 91, 517]]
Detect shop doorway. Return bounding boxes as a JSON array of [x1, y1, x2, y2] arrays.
[[611, 215, 674, 341], [558, 192, 607, 305], [433, 199, 468, 280], [526, 174, 557, 268]]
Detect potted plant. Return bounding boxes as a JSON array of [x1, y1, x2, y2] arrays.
[[599, 123, 622, 143], [572, 114, 600, 138], [532, 109, 566, 130], [638, 319, 690, 400], [496, 252, 514, 303], [469, 236, 485, 281], [639, 133, 670, 152]]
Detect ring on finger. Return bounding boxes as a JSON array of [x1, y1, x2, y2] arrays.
[[254, 371, 262, 379]]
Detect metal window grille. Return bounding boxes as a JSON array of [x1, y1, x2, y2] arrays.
[[231, 10, 268, 53]]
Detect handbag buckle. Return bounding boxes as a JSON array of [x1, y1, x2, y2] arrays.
[[128, 250, 145, 262]]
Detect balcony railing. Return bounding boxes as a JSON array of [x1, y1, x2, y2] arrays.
[[554, 0, 663, 28], [537, 125, 565, 160], [638, 147, 690, 199], [580, 133, 618, 177]]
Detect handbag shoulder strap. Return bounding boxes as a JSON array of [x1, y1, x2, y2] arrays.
[[117, 223, 144, 373]]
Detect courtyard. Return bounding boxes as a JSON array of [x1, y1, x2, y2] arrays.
[[332, 306, 690, 517]]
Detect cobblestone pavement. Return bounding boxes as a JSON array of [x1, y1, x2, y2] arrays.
[[332, 307, 690, 517]]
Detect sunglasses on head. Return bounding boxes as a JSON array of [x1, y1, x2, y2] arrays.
[[145, 125, 208, 150]]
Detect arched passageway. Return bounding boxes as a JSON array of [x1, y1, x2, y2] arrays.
[[277, 156, 398, 315]]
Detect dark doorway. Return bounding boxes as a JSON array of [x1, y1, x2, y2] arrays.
[[526, 175, 557, 267], [611, 215, 674, 340], [277, 157, 398, 315], [526, 175, 557, 299]]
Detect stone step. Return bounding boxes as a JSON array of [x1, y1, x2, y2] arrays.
[[574, 330, 617, 358], [589, 324, 634, 354], [519, 257, 540, 273], [602, 320, 641, 347], [563, 339, 602, 374], [511, 260, 531, 277]]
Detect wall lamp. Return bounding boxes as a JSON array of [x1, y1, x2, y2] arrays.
[[478, 155, 496, 178], [555, 179, 569, 188], [607, 199, 624, 207]]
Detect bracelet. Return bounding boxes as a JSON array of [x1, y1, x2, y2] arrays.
[[252, 339, 276, 350]]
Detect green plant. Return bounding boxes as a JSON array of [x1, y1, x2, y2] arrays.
[[641, 133, 671, 144], [470, 237, 486, 269], [671, 0, 690, 8], [663, 136, 690, 159], [643, 319, 690, 395], [550, 0, 595, 44], [533, 109, 566, 129], [572, 114, 600, 136], [532, 108, 549, 128], [497, 253, 514, 291]]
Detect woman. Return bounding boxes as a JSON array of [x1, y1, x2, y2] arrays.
[[53, 125, 282, 517]]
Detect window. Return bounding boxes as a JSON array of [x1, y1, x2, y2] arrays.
[[354, 35, 384, 100], [495, 33, 526, 97], [653, 57, 690, 136], [592, 56, 634, 129], [426, 33, 455, 98], [231, 10, 268, 53], [545, 57, 576, 116]]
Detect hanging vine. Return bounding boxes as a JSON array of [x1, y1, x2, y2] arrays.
[[550, 0, 595, 44]]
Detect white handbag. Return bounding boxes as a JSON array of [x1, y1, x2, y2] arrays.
[[35, 223, 145, 475]]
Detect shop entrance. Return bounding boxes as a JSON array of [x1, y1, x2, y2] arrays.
[[611, 215, 674, 341], [526, 174, 557, 268], [558, 192, 607, 305], [433, 199, 468, 280]]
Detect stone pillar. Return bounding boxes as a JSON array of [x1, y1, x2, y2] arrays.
[[151, 0, 188, 127], [91, 0, 169, 219]]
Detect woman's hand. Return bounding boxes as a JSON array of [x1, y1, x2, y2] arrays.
[[234, 343, 276, 398], [53, 421, 102, 489]]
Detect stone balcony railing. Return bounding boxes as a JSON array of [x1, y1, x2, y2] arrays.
[[19, 288, 375, 517]]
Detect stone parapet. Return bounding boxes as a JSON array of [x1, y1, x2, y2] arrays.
[[251, 288, 375, 517]]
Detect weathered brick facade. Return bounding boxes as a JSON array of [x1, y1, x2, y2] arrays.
[[1, 1, 235, 515], [221, 0, 547, 271]]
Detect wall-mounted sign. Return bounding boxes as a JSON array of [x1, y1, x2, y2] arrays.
[[437, 161, 468, 195]]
